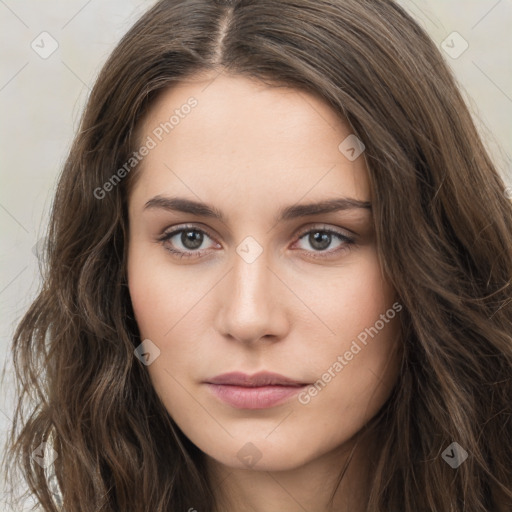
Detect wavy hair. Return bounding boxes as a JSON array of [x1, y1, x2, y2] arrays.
[[3, 0, 512, 510]]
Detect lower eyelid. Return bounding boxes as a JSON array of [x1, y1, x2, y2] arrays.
[[293, 232, 354, 254]]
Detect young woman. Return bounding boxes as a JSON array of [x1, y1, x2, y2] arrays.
[[4, 0, 512, 511]]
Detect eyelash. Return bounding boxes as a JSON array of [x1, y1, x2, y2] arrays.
[[157, 224, 356, 260]]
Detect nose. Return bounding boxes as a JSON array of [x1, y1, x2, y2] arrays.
[[214, 249, 290, 344]]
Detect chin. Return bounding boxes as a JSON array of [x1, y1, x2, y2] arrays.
[[199, 435, 320, 473]]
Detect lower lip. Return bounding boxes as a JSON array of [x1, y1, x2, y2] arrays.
[[205, 383, 306, 409]]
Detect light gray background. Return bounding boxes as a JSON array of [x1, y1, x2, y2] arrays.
[[1, 0, 511, 509]]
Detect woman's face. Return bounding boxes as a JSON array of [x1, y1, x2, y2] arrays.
[[126, 72, 402, 472]]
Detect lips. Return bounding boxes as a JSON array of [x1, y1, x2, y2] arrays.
[[206, 371, 306, 387], [204, 371, 309, 409]]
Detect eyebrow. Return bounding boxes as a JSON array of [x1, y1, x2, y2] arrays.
[[143, 195, 372, 223]]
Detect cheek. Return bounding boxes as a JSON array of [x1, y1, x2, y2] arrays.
[[301, 251, 402, 416], [127, 246, 203, 339], [296, 247, 398, 343], [126, 245, 212, 391], [128, 272, 168, 340]]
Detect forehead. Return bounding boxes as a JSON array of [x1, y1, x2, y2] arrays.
[[130, 73, 370, 214]]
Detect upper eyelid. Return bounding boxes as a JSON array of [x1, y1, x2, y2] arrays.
[[160, 224, 218, 243], [295, 224, 354, 239]]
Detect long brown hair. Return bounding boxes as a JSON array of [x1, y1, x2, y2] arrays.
[[3, 0, 512, 510]]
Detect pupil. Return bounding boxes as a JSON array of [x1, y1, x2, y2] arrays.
[[182, 230, 203, 249], [310, 231, 330, 250]]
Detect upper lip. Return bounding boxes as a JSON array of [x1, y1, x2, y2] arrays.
[[205, 371, 307, 387]]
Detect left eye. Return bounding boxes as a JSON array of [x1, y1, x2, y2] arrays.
[[294, 228, 353, 254], [158, 225, 355, 259]]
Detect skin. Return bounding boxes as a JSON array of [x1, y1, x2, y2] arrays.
[[126, 70, 402, 512]]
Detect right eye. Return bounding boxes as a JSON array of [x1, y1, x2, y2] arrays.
[[158, 225, 220, 259]]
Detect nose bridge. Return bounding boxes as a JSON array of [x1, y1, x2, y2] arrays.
[[216, 241, 288, 343], [232, 248, 271, 305]]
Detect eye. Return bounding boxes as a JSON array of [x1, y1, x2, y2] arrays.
[[292, 225, 355, 259], [157, 225, 219, 259], [157, 224, 356, 260]]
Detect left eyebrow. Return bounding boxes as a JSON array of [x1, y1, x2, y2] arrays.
[[277, 197, 372, 221], [143, 195, 372, 223]]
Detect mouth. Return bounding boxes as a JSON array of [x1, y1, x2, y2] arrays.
[[203, 371, 309, 409]]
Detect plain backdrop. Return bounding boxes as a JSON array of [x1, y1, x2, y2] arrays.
[[1, 0, 511, 509]]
